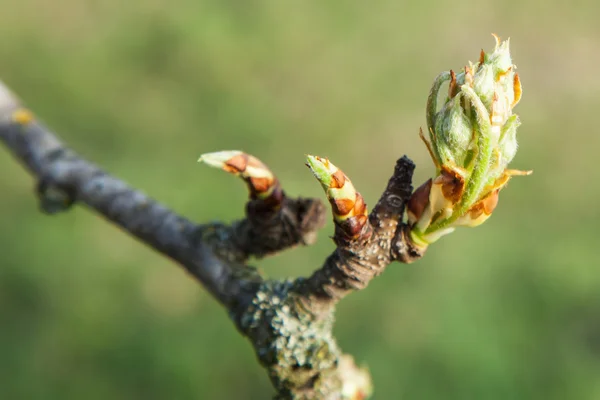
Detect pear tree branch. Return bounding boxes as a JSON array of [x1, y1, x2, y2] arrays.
[[0, 80, 420, 399], [0, 81, 326, 308], [0, 35, 525, 398]]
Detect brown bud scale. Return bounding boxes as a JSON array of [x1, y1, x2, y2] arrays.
[[332, 198, 355, 216], [337, 214, 369, 238], [436, 167, 465, 204], [353, 193, 366, 216], [468, 189, 499, 219], [249, 177, 271, 194], [407, 179, 432, 222], [512, 73, 522, 108], [224, 154, 249, 173], [448, 70, 458, 99], [331, 170, 346, 189]]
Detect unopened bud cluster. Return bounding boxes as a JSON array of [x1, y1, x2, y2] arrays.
[[408, 35, 531, 248]]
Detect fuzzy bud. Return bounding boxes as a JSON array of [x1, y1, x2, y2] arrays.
[[409, 35, 531, 248]]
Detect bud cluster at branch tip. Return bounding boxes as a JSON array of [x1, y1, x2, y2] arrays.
[[198, 150, 283, 207], [408, 34, 531, 249], [305, 155, 369, 239]]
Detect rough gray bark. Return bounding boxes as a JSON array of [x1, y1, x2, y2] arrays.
[[0, 80, 423, 399]]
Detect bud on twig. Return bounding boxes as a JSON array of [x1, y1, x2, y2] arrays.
[[198, 151, 283, 208], [408, 34, 531, 248], [305, 156, 369, 240]]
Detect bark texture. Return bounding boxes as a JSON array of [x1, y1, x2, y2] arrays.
[[0, 80, 423, 399]]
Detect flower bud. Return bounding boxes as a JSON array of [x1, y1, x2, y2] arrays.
[[433, 93, 473, 168], [409, 35, 531, 248]]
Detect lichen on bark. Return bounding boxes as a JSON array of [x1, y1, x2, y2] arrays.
[[234, 279, 371, 400]]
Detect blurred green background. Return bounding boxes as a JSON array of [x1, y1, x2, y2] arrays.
[[1, 0, 599, 399]]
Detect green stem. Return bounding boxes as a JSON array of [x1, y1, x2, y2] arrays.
[[426, 71, 451, 165]]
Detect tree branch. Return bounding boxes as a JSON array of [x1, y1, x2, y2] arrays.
[[227, 158, 423, 398], [0, 79, 420, 399], [295, 156, 424, 317], [1, 33, 527, 398], [0, 81, 326, 310]]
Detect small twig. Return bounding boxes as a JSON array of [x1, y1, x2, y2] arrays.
[[295, 157, 423, 317], [0, 80, 421, 399], [0, 81, 326, 310]]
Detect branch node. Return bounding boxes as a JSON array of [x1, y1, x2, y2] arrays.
[[239, 196, 327, 259], [391, 224, 427, 263], [36, 176, 76, 214]]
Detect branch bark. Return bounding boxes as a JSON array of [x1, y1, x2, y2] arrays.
[[0, 81, 326, 306], [0, 80, 421, 399], [296, 156, 423, 317]]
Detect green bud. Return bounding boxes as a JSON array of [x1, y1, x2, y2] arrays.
[[434, 93, 473, 168], [306, 155, 369, 238], [409, 34, 530, 248], [488, 38, 513, 75], [473, 64, 495, 109], [305, 155, 335, 191], [498, 115, 520, 166]]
